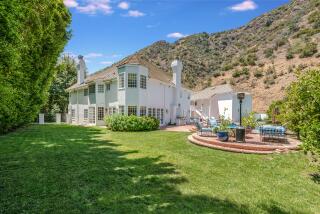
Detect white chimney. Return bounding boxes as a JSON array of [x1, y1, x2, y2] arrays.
[[77, 55, 86, 84], [171, 60, 182, 88], [171, 60, 183, 120]]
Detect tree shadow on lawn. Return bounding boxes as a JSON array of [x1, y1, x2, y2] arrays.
[[0, 125, 300, 213]]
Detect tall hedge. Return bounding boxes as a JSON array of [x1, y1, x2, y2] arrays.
[[0, 0, 71, 133]]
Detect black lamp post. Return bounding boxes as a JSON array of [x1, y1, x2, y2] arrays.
[[237, 92, 245, 126]]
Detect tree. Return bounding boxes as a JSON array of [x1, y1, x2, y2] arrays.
[[280, 69, 320, 154], [42, 55, 77, 120], [0, 0, 71, 134]]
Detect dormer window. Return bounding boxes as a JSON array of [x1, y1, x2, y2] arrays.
[[128, 73, 137, 88]]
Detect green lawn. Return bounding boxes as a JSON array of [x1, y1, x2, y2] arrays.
[[0, 125, 319, 213]]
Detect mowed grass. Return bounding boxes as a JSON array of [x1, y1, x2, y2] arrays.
[[0, 125, 319, 213]]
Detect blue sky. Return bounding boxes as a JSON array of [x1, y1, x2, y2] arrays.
[[64, 0, 289, 73]]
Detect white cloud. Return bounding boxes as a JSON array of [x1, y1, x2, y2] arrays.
[[229, 0, 257, 12], [100, 61, 113, 65], [118, 2, 129, 10], [84, 53, 104, 58], [111, 54, 122, 58], [64, 0, 78, 8], [74, 0, 113, 15], [124, 10, 145, 17], [167, 32, 188, 39]]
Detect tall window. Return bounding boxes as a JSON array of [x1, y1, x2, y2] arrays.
[[148, 108, 152, 117], [119, 106, 125, 115], [140, 75, 147, 89], [84, 109, 88, 120], [128, 106, 137, 116], [98, 107, 104, 120], [119, 73, 125, 89], [160, 109, 164, 124], [152, 108, 156, 118], [71, 109, 75, 121], [140, 106, 146, 116], [89, 107, 95, 124], [157, 109, 160, 120], [98, 85, 104, 93], [89, 85, 95, 94], [106, 83, 111, 91], [128, 73, 137, 88], [84, 89, 88, 96]]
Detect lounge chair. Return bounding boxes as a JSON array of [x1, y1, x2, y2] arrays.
[[208, 117, 219, 128], [195, 122, 214, 136]]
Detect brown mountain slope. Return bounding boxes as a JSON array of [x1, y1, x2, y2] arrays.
[[114, 0, 320, 112]]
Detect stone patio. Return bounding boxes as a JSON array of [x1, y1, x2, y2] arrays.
[[188, 132, 301, 154]]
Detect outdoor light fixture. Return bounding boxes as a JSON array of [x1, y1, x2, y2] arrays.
[[237, 92, 245, 126]]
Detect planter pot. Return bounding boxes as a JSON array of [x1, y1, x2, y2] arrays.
[[217, 131, 229, 142]]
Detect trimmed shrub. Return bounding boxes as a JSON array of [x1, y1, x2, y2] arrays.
[[105, 115, 160, 131]]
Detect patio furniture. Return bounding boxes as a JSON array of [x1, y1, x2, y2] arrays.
[[208, 117, 219, 128], [227, 123, 238, 137], [259, 125, 286, 142], [195, 122, 214, 137]]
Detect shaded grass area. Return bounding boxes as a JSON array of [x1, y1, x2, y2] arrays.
[[0, 125, 319, 213]]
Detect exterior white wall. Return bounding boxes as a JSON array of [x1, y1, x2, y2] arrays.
[[191, 92, 253, 123], [68, 64, 191, 126]]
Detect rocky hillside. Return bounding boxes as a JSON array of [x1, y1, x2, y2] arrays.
[[119, 0, 320, 112]]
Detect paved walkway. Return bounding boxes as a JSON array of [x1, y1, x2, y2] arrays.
[[161, 125, 196, 132]]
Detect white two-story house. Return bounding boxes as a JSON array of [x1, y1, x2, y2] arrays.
[[66, 55, 191, 126]]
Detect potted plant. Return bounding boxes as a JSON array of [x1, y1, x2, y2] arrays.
[[242, 112, 258, 134], [216, 115, 231, 142]]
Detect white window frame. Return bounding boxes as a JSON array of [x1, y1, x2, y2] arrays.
[[140, 75, 147, 89], [84, 89, 88, 96], [106, 83, 111, 91], [97, 107, 104, 121], [119, 105, 125, 115], [89, 107, 95, 124], [98, 85, 104, 93], [119, 73, 125, 89], [84, 109, 88, 121], [140, 106, 147, 116], [71, 109, 76, 121], [128, 73, 137, 88], [128, 106, 137, 116]]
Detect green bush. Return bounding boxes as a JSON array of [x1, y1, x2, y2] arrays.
[[105, 115, 160, 131], [308, 11, 320, 28], [299, 42, 318, 58], [254, 69, 263, 78], [279, 69, 320, 155], [232, 67, 250, 78], [264, 48, 274, 58]]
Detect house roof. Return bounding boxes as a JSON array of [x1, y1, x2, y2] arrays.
[[191, 84, 234, 101], [67, 55, 174, 91]]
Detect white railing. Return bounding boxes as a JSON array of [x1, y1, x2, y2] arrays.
[[190, 106, 208, 120]]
